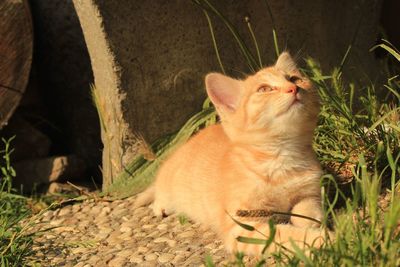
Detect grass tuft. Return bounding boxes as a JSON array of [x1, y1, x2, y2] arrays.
[[101, 1, 400, 265], [0, 138, 32, 266]]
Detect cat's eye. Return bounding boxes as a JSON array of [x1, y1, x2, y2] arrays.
[[289, 76, 302, 83], [257, 86, 274, 93]]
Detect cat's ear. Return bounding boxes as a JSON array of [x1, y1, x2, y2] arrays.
[[275, 52, 298, 73], [205, 73, 242, 112]]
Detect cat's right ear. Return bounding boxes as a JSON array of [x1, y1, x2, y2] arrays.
[[205, 73, 242, 112]]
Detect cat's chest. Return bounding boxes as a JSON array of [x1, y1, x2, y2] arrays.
[[252, 185, 293, 211], [247, 173, 319, 212]]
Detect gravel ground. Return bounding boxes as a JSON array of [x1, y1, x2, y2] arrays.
[[27, 196, 258, 266]]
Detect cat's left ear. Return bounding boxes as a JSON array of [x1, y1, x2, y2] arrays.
[[205, 73, 242, 112], [275, 52, 298, 73]]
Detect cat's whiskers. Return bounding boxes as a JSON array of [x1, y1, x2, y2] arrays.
[[136, 52, 328, 256]]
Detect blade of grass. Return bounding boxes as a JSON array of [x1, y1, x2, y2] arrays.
[[192, 0, 258, 72], [245, 16, 263, 68], [203, 10, 226, 74]]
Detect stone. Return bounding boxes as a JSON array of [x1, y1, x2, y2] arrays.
[[53, 226, 75, 233], [42, 210, 54, 218], [153, 237, 171, 243], [80, 205, 92, 213], [116, 250, 132, 258], [158, 253, 175, 264], [101, 253, 115, 263], [171, 254, 186, 265], [28, 195, 267, 266], [71, 247, 90, 254], [129, 254, 144, 264], [167, 240, 177, 248], [120, 226, 132, 233], [49, 219, 64, 227], [119, 232, 133, 241], [87, 255, 101, 265], [157, 224, 169, 231], [98, 227, 113, 235], [110, 209, 128, 217], [72, 204, 82, 213], [58, 207, 71, 217], [134, 232, 147, 238], [78, 220, 91, 228], [136, 246, 149, 254], [108, 256, 127, 267], [14, 155, 86, 189], [47, 182, 89, 195], [144, 253, 158, 261], [177, 230, 195, 239], [95, 232, 109, 241], [142, 224, 154, 230], [100, 206, 111, 215], [106, 236, 121, 246], [89, 206, 102, 215]]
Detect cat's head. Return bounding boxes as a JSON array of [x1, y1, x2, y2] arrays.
[[205, 52, 320, 144]]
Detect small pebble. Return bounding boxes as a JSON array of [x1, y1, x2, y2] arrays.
[[27, 196, 245, 266], [108, 256, 127, 267], [49, 218, 65, 226], [144, 253, 158, 261], [120, 226, 132, 233], [137, 246, 149, 253], [129, 254, 144, 264], [116, 250, 132, 258], [177, 230, 195, 238], [58, 207, 71, 216]]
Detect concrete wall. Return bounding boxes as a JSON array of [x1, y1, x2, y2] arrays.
[[67, 0, 382, 187]]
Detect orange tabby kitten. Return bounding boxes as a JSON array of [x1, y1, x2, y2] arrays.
[[135, 52, 328, 255]]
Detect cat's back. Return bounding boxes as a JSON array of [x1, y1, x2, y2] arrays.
[[163, 123, 229, 169]]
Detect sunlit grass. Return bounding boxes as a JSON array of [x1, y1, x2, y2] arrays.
[[0, 137, 33, 266], [101, 0, 400, 265]]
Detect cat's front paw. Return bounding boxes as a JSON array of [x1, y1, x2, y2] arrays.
[[152, 202, 172, 218], [290, 199, 323, 228]]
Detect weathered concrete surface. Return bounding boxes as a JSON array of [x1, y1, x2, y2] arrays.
[[72, 0, 383, 188], [29, 0, 102, 180]]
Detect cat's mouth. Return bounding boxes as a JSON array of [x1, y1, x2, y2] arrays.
[[284, 96, 303, 114], [292, 90, 305, 105], [275, 97, 302, 117], [291, 95, 302, 106]]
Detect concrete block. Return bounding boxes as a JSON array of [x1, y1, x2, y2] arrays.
[[71, 0, 382, 188]]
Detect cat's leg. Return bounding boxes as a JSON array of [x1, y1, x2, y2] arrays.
[[152, 191, 174, 217], [222, 221, 327, 256], [290, 198, 323, 227]]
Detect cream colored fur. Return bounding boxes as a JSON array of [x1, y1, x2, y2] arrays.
[[135, 52, 328, 255]]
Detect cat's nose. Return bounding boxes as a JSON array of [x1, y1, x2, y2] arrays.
[[282, 85, 297, 94]]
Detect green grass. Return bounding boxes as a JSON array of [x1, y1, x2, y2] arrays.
[[193, 1, 400, 265], [199, 49, 400, 266], [102, 1, 400, 265], [0, 137, 33, 266], [0, 137, 78, 266]]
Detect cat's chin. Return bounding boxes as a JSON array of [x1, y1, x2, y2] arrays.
[[277, 98, 303, 118], [291, 99, 302, 108]]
